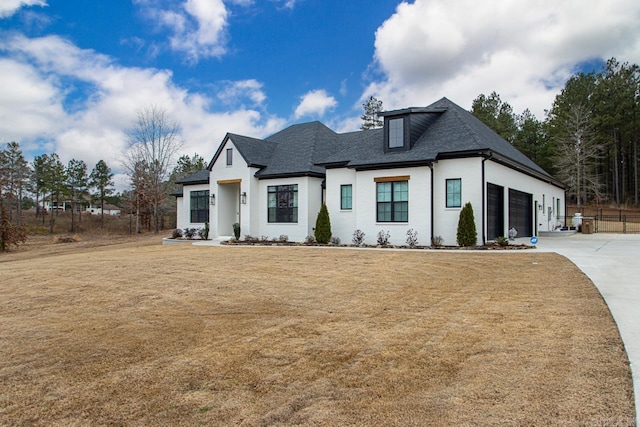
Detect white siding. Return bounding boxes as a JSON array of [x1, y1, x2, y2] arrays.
[[325, 168, 357, 244], [176, 183, 210, 230], [257, 176, 324, 242], [432, 158, 484, 246], [209, 139, 255, 238], [485, 161, 565, 235], [328, 166, 432, 246]]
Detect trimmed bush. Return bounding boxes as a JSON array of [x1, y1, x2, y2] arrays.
[[352, 229, 365, 246], [232, 222, 240, 240], [314, 203, 332, 244], [406, 229, 418, 247], [456, 202, 477, 246], [377, 230, 390, 245], [203, 221, 209, 240]]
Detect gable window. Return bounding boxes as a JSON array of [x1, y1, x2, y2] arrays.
[[226, 148, 233, 165], [388, 118, 404, 149], [376, 180, 408, 222], [268, 184, 298, 223], [190, 190, 209, 223], [340, 184, 352, 210], [446, 179, 462, 208]]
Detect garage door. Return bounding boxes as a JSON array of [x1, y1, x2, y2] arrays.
[[508, 189, 532, 237], [487, 183, 504, 240]]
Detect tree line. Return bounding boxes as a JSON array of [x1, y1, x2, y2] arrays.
[[470, 58, 639, 207], [0, 106, 207, 251], [0, 142, 115, 250]]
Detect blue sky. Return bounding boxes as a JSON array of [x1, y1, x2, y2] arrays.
[[1, 0, 639, 189]]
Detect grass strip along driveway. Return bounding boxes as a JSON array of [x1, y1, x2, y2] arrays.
[[0, 239, 634, 426]]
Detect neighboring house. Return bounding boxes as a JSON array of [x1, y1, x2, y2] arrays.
[[40, 200, 67, 211], [87, 203, 121, 216], [175, 97, 565, 245]]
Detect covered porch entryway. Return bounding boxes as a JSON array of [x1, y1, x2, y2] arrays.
[[216, 179, 241, 237]]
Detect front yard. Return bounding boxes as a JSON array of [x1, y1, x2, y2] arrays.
[[0, 239, 634, 425]]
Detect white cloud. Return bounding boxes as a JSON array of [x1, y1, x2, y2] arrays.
[[367, 0, 640, 118], [138, 0, 229, 63], [0, 34, 285, 191], [281, 0, 297, 9], [217, 79, 267, 106], [0, 0, 46, 18], [294, 89, 337, 119]]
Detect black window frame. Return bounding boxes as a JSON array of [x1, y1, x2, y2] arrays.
[[190, 190, 210, 223], [226, 148, 233, 166], [376, 180, 408, 222], [387, 117, 405, 149], [268, 184, 298, 223], [446, 178, 462, 208], [340, 184, 352, 210]]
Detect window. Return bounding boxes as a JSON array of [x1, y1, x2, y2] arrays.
[[388, 118, 404, 148], [268, 184, 298, 223], [226, 148, 233, 165], [446, 179, 461, 208], [190, 190, 209, 223], [340, 184, 352, 210], [376, 181, 408, 222]]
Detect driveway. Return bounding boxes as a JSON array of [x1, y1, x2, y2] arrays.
[[534, 233, 639, 423]]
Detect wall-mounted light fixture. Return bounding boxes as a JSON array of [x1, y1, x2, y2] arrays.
[[240, 192, 247, 204], [210, 194, 216, 205]]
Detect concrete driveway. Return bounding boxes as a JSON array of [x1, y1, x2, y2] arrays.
[[534, 233, 639, 423]]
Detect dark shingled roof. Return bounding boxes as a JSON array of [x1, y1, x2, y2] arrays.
[[320, 98, 551, 178], [175, 169, 210, 185], [227, 134, 277, 168], [257, 121, 343, 178], [199, 97, 559, 186], [173, 169, 210, 197]]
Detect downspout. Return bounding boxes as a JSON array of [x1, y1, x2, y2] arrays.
[[429, 163, 434, 245], [481, 153, 492, 245]]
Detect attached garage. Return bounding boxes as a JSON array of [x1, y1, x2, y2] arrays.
[[508, 189, 533, 237], [487, 183, 504, 240]]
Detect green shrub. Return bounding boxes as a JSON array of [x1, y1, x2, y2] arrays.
[[314, 203, 332, 244], [456, 202, 477, 246], [495, 236, 509, 246], [232, 222, 240, 240], [203, 221, 209, 240]]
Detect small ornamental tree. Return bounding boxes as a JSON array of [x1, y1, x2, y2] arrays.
[[314, 203, 332, 244], [456, 202, 477, 246]]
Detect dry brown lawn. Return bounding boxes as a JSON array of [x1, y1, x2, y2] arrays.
[[0, 236, 635, 426]]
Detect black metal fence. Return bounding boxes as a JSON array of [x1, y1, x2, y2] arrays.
[[593, 215, 640, 233], [555, 215, 640, 234]]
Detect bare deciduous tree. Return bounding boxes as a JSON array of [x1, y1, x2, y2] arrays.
[[553, 104, 603, 206], [124, 106, 182, 233]]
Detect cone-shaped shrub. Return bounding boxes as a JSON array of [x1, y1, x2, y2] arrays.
[[456, 202, 477, 246], [314, 203, 332, 244]]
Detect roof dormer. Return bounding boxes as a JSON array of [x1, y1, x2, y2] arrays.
[[380, 106, 447, 153]]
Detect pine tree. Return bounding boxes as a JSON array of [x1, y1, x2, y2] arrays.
[[456, 202, 477, 246], [89, 160, 114, 228], [314, 203, 332, 244], [360, 96, 383, 130]]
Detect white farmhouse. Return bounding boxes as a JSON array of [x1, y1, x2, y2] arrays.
[[174, 98, 565, 245]]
